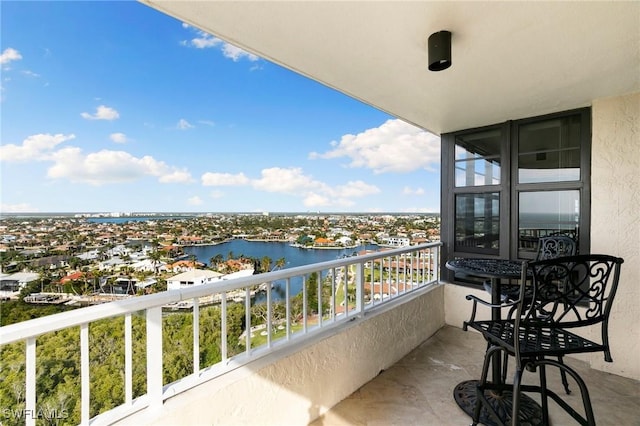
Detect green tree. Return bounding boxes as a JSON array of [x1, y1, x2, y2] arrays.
[[209, 254, 224, 269], [274, 257, 286, 270], [148, 249, 163, 274], [260, 256, 272, 273]]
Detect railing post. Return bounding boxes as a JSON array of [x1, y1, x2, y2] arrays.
[[193, 298, 200, 375], [245, 288, 251, 354], [147, 306, 163, 408], [125, 313, 132, 404], [356, 262, 365, 315], [25, 337, 36, 426], [80, 323, 90, 424], [285, 278, 291, 339], [434, 245, 440, 282], [221, 293, 228, 362], [266, 281, 272, 347]]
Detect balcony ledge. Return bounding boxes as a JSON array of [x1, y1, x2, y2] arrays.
[[114, 284, 445, 425]]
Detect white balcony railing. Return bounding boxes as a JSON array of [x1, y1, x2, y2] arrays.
[[0, 242, 441, 425]]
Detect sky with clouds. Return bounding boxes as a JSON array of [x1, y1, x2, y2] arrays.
[[1, 1, 441, 214]]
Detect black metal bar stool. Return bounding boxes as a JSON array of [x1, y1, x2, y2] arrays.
[[465, 254, 624, 425]]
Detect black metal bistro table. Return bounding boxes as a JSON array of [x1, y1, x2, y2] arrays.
[[446, 258, 543, 426]]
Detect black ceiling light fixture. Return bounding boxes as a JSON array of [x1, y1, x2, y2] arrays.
[[428, 30, 452, 71]]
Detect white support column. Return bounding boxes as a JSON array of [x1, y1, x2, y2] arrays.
[[146, 307, 163, 408], [356, 261, 365, 315], [221, 293, 228, 362], [80, 323, 90, 424], [125, 314, 132, 404], [25, 337, 36, 426], [245, 288, 251, 354], [266, 281, 272, 347], [193, 298, 200, 375], [285, 278, 291, 340]]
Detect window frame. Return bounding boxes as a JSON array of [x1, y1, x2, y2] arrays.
[[441, 108, 591, 286]]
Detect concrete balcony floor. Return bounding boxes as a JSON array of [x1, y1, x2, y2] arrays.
[[311, 326, 640, 426]]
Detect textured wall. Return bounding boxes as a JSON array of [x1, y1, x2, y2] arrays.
[[590, 92, 640, 380], [117, 285, 445, 425]]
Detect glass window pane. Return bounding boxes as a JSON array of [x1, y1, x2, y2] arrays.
[[455, 193, 500, 253], [518, 116, 581, 183], [518, 191, 580, 255], [454, 129, 502, 187]]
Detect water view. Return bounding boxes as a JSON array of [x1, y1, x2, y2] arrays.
[[184, 240, 380, 300]]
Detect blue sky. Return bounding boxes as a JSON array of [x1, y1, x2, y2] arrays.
[[1, 1, 441, 214]]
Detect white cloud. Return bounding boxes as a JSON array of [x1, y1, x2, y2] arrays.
[[189, 31, 221, 49], [201, 172, 250, 186], [177, 119, 194, 130], [0, 133, 75, 162], [182, 26, 259, 62], [46, 147, 193, 185], [198, 120, 215, 127], [187, 196, 203, 206], [402, 186, 425, 196], [221, 44, 259, 62], [159, 170, 193, 184], [21, 70, 40, 78], [199, 167, 380, 208], [309, 119, 440, 174], [303, 193, 331, 208], [252, 167, 327, 194], [0, 203, 37, 213], [333, 180, 380, 198], [81, 105, 120, 120], [110, 133, 128, 144], [250, 168, 379, 207], [0, 48, 22, 65], [306, 180, 379, 208]]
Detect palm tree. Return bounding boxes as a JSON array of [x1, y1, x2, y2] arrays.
[[274, 257, 286, 271], [260, 256, 272, 273], [148, 249, 163, 275], [210, 254, 224, 269]]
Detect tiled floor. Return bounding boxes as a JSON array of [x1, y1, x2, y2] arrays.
[[311, 326, 640, 426]]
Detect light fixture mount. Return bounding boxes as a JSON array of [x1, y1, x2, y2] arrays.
[[428, 30, 452, 71]]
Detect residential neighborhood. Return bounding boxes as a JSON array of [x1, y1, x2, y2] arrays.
[[0, 213, 440, 305]]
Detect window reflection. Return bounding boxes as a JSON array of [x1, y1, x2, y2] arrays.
[[518, 191, 579, 255], [455, 129, 502, 187], [518, 117, 581, 183], [455, 193, 500, 253]]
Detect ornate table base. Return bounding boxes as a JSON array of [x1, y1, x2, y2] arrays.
[[453, 380, 544, 426]]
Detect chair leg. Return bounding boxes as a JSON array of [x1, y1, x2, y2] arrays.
[[473, 345, 506, 426], [538, 361, 550, 426], [534, 358, 596, 426], [472, 345, 494, 425], [558, 355, 571, 394], [501, 351, 513, 385], [511, 367, 524, 426]]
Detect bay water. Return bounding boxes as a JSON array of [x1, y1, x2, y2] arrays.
[[184, 240, 379, 301]]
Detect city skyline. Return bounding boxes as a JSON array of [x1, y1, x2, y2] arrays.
[[1, 1, 441, 214]]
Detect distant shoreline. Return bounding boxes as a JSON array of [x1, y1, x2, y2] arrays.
[[183, 239, 372, 251]]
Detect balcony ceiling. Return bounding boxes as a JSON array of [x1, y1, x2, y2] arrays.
[[142, 1, 640, 135]]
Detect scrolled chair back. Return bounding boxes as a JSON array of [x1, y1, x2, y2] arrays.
[[535, 235, 578, 261], [517, 254, 624, 361]]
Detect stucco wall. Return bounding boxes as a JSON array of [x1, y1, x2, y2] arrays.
[[117, 284, 445, 425], [590, 92, 640, 380]]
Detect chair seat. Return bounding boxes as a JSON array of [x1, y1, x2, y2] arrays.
[[466, 320, 605, 358]]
